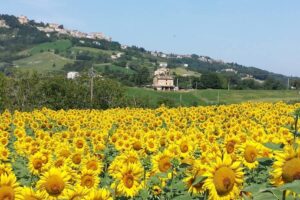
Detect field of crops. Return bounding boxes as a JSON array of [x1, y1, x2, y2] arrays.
[[1, 102, 300, 199]]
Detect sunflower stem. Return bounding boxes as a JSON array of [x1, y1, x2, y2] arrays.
[[294, 112, 298, 144], [282, 190, 286, 200]]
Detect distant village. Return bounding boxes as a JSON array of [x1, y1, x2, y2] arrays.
[[0, 15, 112, 41]]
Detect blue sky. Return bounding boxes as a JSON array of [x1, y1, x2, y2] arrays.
[[1, 0, 300, 76]]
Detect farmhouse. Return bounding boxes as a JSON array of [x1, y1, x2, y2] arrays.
[[153, 67, 175, 91], [67, 72, 80, 79]]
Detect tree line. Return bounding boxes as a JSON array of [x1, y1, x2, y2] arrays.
[[0, 72, 141, 112]]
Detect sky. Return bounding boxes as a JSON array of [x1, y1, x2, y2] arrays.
[[1, 0, 300, 76]]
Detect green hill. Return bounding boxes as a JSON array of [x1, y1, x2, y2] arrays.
[[14, 52, 73, 72], [0, 13, 298, 90]]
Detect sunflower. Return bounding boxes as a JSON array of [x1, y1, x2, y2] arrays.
[[79, 169, 100, 189], [119, 150, 140, 165], [20, 187, 46, 200], [271, 145, 300, 186], [131, 139, 143, 151], [0, 147, 9, 162], [37, 168, 70, 199], [222, 134, 240, 155], [0, 173, 22, 200], [63, 185, 89, 200], [203, 154, 243, 200], [69, 152, 83, 169], [177, 136, 194, 159], [28, 152, 50, 175], [145, 139, 159, 153], [0, 163, 12, 176], [152, 150, 173, 174], [83, 156, 103, 174], [52, 156, 70, 169], [237, 140, 261, 169], [73, 137, 87, 151], [114, 163, 143, 198], [85, 188, 113, 200], [184, 160, 207, 195]]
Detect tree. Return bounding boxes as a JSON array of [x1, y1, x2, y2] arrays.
[[292, 79, 300, 89], [200, 73, 222, 89], [134, 67, 150, 86], [263, 78, 285, 90], [0, 73, 8, 111]]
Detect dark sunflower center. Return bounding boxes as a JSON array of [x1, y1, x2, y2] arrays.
[[282, 158, 300, 183], [45, 175, 65, 196], [76, 141, 84, 148], [133, 141, 142, 150], [226, 141, 235, 154], [0, 186, 14, 200], [180, 144, 189, 153], [213, 166, 235, 195], [72, 154, 81, 165], [87, 161, 98, 170], [244, 145, 257, 163], [123, 174, 134, 188], [81, 175, 94, 188], [33, 159, 43, 170], [158, 156, 171, 172]]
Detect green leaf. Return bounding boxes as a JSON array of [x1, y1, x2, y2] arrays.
[[149, 176, 161, 185], [257, 158, 273, 166], [179, 163, 191, 169], [192, 176, 207, 186], [243, 184, 266, 194], [139, 189, 149, 200], [279, 180, 300, 194], [242, 193, 252, 200], [253, 191, 277, 200], [157, 172, 169, 178], [172, 181, 187, 191], [268, 188, 283, 199], [263, 143, 283, 151], [172, 194, 193, 200]]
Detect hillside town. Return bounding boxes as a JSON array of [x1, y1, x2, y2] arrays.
[[16, 15, 112, 41]]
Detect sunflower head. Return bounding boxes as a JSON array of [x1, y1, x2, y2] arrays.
[[203, 154, 243, 200], [79, 170, 99, 189], [37, 168, 70, 198], [0, 174, 21, 200], [282, 158, 300, 182]]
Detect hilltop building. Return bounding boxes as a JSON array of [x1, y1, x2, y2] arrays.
[[0, 20, 9, 28], [153, 67, 175, 91], [18, 15, 29, 24]]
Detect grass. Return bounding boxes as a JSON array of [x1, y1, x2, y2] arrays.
[[30, 40, 72, 54], [125, 87, 300, 107], [94, 64, 136, 75], [170, 67, 201, 77], [13, 52, 73, 72], [72, 46, 117, 56]]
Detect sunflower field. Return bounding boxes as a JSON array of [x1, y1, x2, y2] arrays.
[[1, 102, 300, 199]]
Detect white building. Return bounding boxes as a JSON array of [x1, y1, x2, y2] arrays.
[[67, 72, 80, 79], [0, 20, 9, 28], [48, 23, 60, 29], [221, 68, 238, 74], [159, 62, 168, 67], [18, 15, 29, 24], [121, 45, 128, 50]]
